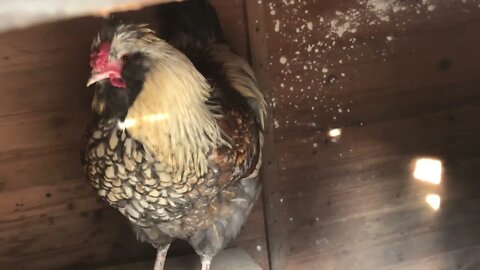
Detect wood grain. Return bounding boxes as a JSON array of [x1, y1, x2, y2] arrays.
[[257, 0, 480, 269], [0, 0, 183, 33], [6, 0, 480, 269], [244, 1, 287, 269]]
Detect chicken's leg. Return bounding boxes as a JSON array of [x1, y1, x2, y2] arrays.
[[153, 244, 171, 270], [200, 256, 212, 270]]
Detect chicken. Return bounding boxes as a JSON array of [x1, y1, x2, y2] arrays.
[[81, 1, 265, 269]]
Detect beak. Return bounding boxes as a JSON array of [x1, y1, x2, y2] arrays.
[[86, 72, 110, 87]]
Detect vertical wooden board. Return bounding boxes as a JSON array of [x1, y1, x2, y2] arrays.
[[254, 0, 480, 269], [210, 0, 249, 57], [208, 1, 270, 269], [244, 1, 287, 270]]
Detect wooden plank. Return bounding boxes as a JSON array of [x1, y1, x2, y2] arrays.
[[257, 0, 480, 269], [245, 1, 287, 270], [0, 0, 183, 33], [276, 104, 480, 270], [210, 1, 270, 268], [0, 180, 155, 270], [210, 0, 249, 57], [266, 1, 480, 131]]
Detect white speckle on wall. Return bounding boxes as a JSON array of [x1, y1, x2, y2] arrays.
[[282, 0, 295, 6], [263, 0, 453, 131], [306, 21, 313, 30], [274, 19, 280, 32], [330, 18, 352, 37], [274, 119, 280, 129], [367, 0, 394, 21]]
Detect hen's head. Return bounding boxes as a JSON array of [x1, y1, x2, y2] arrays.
[[88, 23, 160, 87], [87, 23, 162, 117]]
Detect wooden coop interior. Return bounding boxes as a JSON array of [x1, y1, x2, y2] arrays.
[[1, 0, 480, 269]]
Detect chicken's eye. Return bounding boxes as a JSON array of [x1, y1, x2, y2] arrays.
[[121, 55, 129, 61]]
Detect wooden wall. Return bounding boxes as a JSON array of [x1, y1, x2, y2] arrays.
[[3, 0, 480, 269], [252, 0, 480, 269], [0, 1, 269, 269]]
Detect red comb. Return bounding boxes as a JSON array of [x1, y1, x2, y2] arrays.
[[90, 42, 111, 72]]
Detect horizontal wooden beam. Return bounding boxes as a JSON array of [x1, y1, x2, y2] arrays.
[[0, 0, 183, 32]]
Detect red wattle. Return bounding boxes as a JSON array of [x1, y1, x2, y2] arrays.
[[109, 74, 126, 88]]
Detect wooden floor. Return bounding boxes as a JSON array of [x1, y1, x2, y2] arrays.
[[2, 0, 480, 269]]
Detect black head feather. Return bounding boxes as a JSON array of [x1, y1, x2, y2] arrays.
[[90, 21, 153, 119]]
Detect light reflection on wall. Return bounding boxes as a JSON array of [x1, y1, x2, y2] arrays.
[[328, 128, 341, 143], [413, 158, 442, 185], [425, 194, 441, 211], [328, 128, 342, 138], [413, 158, 443, 211]]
